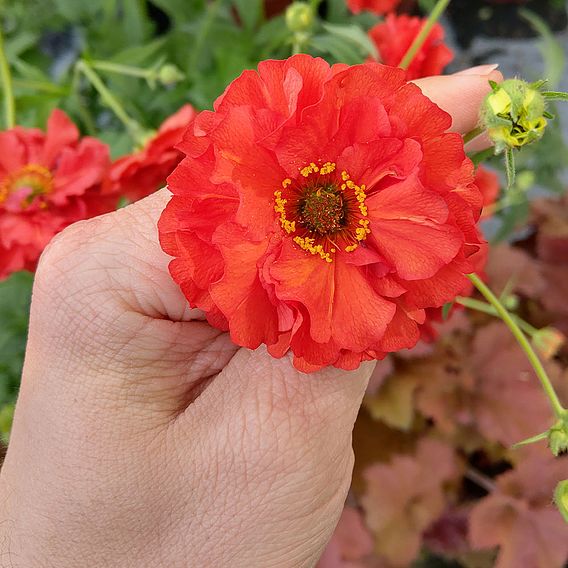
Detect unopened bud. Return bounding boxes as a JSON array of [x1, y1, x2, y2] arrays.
[[548, 416, 568, 456], [483, 79, 547, 154], [285, 2, 315, 33], [532, 327, 565, 360], [554, 480, 568, 523], [502, 294, 519, 311], [158, 64, 185, 87]]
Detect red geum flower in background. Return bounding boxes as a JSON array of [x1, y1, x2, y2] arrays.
[[103, 104, 195, 202], [369, 14, 454, 80], [474, 164, 500, 218], [0, 109, 114, 280], [159, 55, 485, 373], [347, 0, 401, 15]]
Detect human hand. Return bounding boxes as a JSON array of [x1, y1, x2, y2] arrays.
[[0, 66, 501, 568]]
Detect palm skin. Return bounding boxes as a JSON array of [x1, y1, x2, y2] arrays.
[[0, 68, 500, 568]]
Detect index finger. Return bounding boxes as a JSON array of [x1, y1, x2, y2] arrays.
[[413, 69, 503, 134]]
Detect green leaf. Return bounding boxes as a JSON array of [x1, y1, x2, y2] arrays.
[[542, 91, 568, 102], [232, 0, 263, 30], [321, 22, 378, 60], [520, 9, 565, 88], [442, 302, 453, 321], [107, 38, 167, 66], [310, 34, 364, 65], [53, 0, 105, 21], [0, 272, 33, 407], [121, 0, 153, 45]]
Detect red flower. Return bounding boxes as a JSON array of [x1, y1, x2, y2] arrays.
[[159, 55, 485, 373], [474, 165, 500, 218], [0, 109, 114, 279], [369, 14, 454, 80], [347, 0, 401, 15], [103, 104, 195, 202]]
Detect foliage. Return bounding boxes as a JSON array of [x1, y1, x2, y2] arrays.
[[1, 0, 568, 566], [320, 193, 568, 567]]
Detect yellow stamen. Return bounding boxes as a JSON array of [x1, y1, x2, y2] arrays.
[[293, 235, 333, 263]]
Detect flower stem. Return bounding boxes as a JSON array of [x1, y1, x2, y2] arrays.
[[399, 0, 452, 70], [467, 273, 565, 419], [0, 26, 15, 129], [76, 60, 145, 144], [90, 60, 152, 80], [463, 126, 484, 145], [455, 296, 538, 337]]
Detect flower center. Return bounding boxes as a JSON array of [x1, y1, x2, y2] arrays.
[[0, 164, 54, 209], [298, 184, 346, 235], [274, 161, 371, 262]]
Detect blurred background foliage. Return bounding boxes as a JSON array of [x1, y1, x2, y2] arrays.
[[1, 0, 568, 565]]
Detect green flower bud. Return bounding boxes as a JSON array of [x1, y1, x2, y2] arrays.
[[554, 480, 568, 523], [482, 79, 547, 154], [502, 294, 519, 311], [548, 416, 568, 456], [532, 327, 565, 360], [285, 2, 315, 33], [158, 64, 185, 87]]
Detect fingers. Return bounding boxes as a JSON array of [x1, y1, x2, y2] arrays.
[[413, 67, 503, 135], [193, 346, 375, 449]]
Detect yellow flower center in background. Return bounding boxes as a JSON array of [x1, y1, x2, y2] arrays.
[[0, 164, 53, 209]]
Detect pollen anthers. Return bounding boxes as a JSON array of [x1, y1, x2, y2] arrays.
[[0, 164, 53, 208], [273, 160, 371, 262]]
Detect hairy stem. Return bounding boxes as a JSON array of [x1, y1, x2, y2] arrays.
[[399, 0, 452, 70], [467, 273, 565, 419], [463, 126, 484, 145]]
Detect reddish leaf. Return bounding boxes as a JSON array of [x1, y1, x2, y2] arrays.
[[361, 438, 460, 567], [485, 244, 545, 299], [470, 451, 568, 568]]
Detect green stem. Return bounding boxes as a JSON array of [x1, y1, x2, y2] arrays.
[[399, 0, 452, 70], [76, 60, 144, 143], [0, 26, 15, 128], [292, 33, 303, 55], [467, 273, 565, 419], [90, 60, 152, 80], [468, 148, 494, 166], [455, 296, 538, 337], [12, 79, 68, 95], [71, 65, 97, 135], [463, 126, 484, 145]]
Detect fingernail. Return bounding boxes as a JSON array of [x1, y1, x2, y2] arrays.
[[455, 64, 499, 76]]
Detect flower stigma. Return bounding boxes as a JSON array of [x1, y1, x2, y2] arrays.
[[273, 161, 371, 262], [0, 164, 53, 209]]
